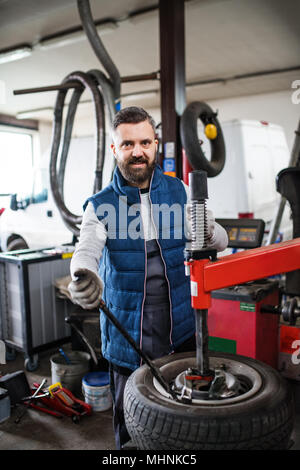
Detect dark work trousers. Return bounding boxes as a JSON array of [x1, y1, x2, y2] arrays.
[[108, 239, 196, 449]]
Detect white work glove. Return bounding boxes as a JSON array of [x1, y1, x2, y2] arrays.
[[68, 268, 103, 310], [186, 204, 215, 243], [206, 209, 215, 242]]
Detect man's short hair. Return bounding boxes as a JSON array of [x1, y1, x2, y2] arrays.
[[112, 106, 156, 134]]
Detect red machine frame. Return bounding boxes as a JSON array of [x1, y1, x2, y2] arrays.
[[186, 238, 300, 309]]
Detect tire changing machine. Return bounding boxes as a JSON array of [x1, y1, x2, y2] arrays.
[[97, 169, 300, 405], [208, 217, 280, 369], [207, 167, 300, 372], [183, 169, 300, 394]]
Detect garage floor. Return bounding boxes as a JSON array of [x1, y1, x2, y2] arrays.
[[0, 346, 116, 451], [1, 345, 300, 451]]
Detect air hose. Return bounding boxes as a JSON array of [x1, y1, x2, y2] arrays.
[[49, 0, 120, 237], [180, 101, 226, 177]]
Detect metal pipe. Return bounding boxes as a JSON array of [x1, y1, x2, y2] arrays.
[[187, 65, 300, 89], [121, 71, 160, 83], [13, 82, 82, 95], [13, 71, 160, 96]]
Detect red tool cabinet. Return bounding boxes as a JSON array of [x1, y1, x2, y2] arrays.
[[207, 279, 280, 368]]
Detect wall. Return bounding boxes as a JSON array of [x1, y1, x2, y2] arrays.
[[207, 89, 299, 153]]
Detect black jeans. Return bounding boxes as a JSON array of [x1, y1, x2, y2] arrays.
[[109, 334, 196, 449]]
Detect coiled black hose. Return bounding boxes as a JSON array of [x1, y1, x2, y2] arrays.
[[49, 70, 106, 236], [49, 0, 121, 237]]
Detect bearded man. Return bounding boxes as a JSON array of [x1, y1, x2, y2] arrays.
[[68, 106, 228, 449]]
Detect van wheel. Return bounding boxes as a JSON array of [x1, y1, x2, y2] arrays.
[[7, 237, 28, 251], [124, 352, 295, 450]]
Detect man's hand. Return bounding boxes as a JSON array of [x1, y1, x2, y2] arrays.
[[68, 268, 103, 310]]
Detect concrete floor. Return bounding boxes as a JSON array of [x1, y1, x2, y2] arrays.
[[0, 346, 116, 451], [1, 346, 300, 451]]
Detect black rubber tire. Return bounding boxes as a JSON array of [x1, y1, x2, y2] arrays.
[[7, 237, 28, 251], [124, 351, 295, 450], [180, 101, 226, 177]]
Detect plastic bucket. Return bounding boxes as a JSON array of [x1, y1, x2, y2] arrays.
[[82, 371, 112, 412], [50, 351, 90, 395]]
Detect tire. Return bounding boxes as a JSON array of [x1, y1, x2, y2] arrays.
[[7, 237, 28, 251], [180, 101, 226, 177], [124, 351, 295, 450]]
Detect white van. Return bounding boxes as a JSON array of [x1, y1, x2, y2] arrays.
[[0, 135, 95, 251], [0, 173, 73, 251], [0, 134, 114, 251]]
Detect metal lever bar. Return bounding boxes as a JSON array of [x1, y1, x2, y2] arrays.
[[194, 308, 210, 375], [99, 300, 177, 400]]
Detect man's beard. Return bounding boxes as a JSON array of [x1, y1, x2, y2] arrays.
[[116, 156, 156, 186]]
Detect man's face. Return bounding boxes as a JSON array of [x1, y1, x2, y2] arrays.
[[111, 120, 158, 188]]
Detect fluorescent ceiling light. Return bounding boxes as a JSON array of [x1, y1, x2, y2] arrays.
[[0, 46, 32, 65], [124, 91, 158, 101], [39, 30, 85, 50], [39, 21, 118, 51], [96, 21, 118, 35]]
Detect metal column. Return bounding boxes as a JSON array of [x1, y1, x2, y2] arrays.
[[159, 0, 186, 180]]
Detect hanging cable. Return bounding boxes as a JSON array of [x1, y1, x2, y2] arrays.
[[77, 0, 121, 102], [49, 0, 121, 237], [49, 70, 106, 236]]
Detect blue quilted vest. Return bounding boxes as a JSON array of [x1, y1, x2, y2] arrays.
[[85, 164, 195, 370]]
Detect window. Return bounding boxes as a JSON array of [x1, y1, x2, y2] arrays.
[[0, 127, 35, 200]]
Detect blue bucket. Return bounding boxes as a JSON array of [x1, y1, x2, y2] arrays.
[[82, 372, 112, 412]]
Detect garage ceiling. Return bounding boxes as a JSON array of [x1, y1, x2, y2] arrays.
[[0, 0, 299, 121]]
